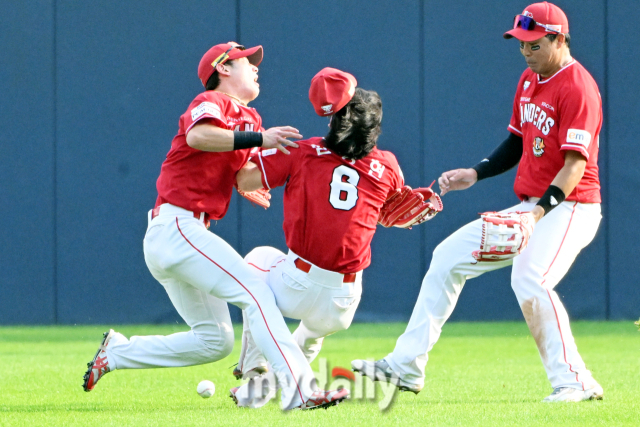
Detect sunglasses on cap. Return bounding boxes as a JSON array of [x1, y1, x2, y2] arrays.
[[513, 15, 563, 35], [211, 44, 245, 69]]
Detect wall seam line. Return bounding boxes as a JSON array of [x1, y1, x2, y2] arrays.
[[235, 0, 243, 256], [53, 0, 58, 324], [603, 0, 610, 320], [419, 0, 426, 275]]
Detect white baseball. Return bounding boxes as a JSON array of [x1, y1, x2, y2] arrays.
[[197, 380, 215, 398]]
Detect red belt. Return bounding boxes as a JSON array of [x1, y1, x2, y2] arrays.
[[294, 258, 357, 283], [151, 206, 210, 228]]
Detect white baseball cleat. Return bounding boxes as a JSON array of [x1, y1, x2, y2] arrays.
[[351, 359, 422, 394], [542, 384, 604, 402]]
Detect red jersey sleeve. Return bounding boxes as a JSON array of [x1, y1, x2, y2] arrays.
[[557, 80, 602, 160], [255, 147, 297, 190], [381, 151, 404, 197], [183, 92, 229, 135]]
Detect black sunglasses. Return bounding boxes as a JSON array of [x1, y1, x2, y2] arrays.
[[211, 44, 246, 69], [513, 15, 563, 34]]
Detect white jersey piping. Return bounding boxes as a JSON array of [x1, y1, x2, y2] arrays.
[[537, 60, 576, 84]]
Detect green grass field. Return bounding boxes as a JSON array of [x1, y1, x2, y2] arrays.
[[1, 322, 639, 426]]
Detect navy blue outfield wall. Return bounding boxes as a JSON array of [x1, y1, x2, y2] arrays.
[[1, 0, 639, 325]]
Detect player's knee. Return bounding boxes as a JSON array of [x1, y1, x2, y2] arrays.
[[217, 332, 234, 359], [430, 241, 453, 270], [510, 268, 540, 292], [195, 325, 234, 360]]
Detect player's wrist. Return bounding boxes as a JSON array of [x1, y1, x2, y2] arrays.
[[233, 131, 262, 151], [530, 206, 545, 223], [535, 185, 566, 216]]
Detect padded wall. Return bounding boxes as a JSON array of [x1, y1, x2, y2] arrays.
[[1, 0, 636, 324]]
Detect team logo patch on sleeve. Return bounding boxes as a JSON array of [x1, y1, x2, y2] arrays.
[[566, 129, 591, 148], [533, 136, 545, 157], [191, 102, 222, 121]]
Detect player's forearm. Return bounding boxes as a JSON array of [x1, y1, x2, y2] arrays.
[[186, 124, 234, 152], [236, 162, 264, 192], [532, 151, 586, 222], [550, 152, 587, 196], [472, 132, 523, 181]]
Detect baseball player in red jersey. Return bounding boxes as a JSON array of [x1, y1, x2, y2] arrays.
[[82, 42, 348, 410], [353, 2, 605, 402], [227, 68, 442, 406]]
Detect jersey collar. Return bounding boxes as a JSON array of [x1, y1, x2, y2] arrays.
[[537, 59, 576, 84]]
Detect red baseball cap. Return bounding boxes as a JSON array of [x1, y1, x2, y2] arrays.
[[197, 42, 263, 87], [504, 2, 569, 42], [309, 68, 358, 116]]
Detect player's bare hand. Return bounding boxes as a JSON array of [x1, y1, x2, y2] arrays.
[[262, 126, 302, 155], [438, 168, 478, 196]]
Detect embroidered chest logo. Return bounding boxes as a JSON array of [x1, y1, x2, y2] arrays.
[[533, 136, 545, 157], [520, 103, 555, 135]]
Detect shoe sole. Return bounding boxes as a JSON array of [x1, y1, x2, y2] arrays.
[[229, 392, 346, 410], [229, 388, 239, 405], [302, 395, 348, 410], [82, 330, 113, 392]]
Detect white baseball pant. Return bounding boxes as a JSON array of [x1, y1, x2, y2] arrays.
[[385, 199, 602, 391], [103, 204, 315, 409], [236, 247, 363, 373]]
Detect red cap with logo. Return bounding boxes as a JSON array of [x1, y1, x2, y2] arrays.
[[504, 2, 569, 42], [309, 67, 358, 116], [198, 42, 263, 87]]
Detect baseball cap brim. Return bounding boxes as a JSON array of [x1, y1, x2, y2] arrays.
[[229, 45, 263, 66], [503, 28, 549, 42]]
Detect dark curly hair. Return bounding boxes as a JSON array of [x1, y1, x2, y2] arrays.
[[324, 88, 382, 160]]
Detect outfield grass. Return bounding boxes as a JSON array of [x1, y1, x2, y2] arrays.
[[1, 322, 639, 426]]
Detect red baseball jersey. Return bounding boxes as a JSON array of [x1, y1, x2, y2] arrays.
[[156, 91, 262, 219], [508, 60, 602, 203], [255, 137, 404, 273]]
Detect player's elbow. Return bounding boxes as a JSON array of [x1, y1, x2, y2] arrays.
[[186, 128, 205, 150]]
